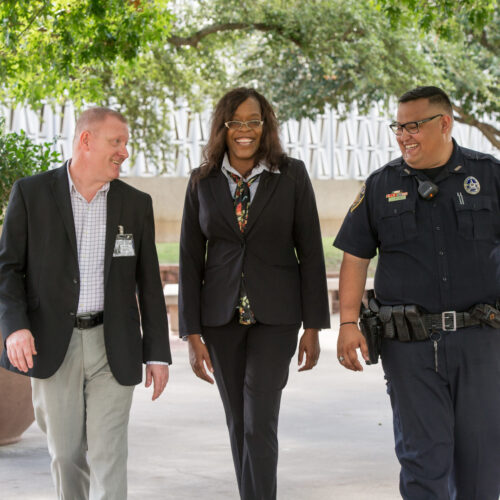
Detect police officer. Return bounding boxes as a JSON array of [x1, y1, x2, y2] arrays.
[[334, 86, 500, 500]]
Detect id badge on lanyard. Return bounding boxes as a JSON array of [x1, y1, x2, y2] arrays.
[[113, 225, 135, 257]]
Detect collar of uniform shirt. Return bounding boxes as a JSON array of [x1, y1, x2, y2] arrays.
[[66, 161, 110, 199], [221, 153, 280, 181]]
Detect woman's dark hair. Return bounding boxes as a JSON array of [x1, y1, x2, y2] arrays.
[[193, 88, 285, 183]]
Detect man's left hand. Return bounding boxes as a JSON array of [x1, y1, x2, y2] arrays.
[[145, 364, 169, 400], [298, 328, 320, 372]]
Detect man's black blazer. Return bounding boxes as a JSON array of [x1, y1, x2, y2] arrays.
[[179, 157, 330, 335], [0, 164, 171, 385]]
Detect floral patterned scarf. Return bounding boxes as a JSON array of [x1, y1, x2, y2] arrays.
[[228, 171, 261, 324]]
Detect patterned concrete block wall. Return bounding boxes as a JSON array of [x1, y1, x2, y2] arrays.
[[2, 102, 498, 180]]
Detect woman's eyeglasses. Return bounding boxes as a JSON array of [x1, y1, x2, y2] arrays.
[[225, 120, 264, 130]]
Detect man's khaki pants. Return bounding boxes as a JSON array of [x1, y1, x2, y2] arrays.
[[31, 325, 135, 500]]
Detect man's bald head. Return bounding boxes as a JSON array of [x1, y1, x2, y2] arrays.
[[73, 107, 127, 145]]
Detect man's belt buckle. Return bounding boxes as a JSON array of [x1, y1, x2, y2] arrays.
[[442, 311, 457, 331], [75, 312, 102, 329]]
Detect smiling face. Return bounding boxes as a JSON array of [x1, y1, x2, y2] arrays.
[[396, 98, 453, 169], [85, 115, 130, 182], [226, 97, 263, 175]]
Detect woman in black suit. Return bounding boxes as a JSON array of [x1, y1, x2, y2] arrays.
[[179, 87, 330, 500]]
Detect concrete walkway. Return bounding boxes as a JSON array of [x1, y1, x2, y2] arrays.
[[0, 315, 401, 499]]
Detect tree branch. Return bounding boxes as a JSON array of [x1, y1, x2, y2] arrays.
[[168, 22, 302, 48], [453, 105, 500, 150], [16, 0, 52, 41], [479, 28, 498, 52]]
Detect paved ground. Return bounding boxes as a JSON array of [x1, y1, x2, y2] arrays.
[[0, 315, 401, 499]]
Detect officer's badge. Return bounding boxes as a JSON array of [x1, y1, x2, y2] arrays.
[[464, 176, 480, 195], [350, 182, 366, 212], [386, 190, 408, 202]]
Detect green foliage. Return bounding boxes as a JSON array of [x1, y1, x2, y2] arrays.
[[0, 118, 61, 223], [0, 0, 173, 107], [1, 0, 498, 161], [374, 0, 498, 40], [230, 0, 438, 120], [178, 0, 499, 148], [156, 241, 180, 264]]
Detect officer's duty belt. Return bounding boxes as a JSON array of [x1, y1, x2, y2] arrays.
[[422, 311, 480, 332], [376, 302, 500, 342], [74, 311, 104, 329], [359, 294, 500, 362]]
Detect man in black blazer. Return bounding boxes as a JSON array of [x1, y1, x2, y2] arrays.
[[0, 108, 171, 499]]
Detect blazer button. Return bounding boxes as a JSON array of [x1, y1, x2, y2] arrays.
[[69, 312, 75, 316], [73, 279, 78, 284]]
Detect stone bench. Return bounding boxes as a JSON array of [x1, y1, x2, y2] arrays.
[[327, 277, 374, 314]]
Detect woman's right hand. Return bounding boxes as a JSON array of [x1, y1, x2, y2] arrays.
[[187, 334, 215, 384]]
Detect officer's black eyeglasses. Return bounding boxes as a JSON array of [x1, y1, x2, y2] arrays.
[[389, 114, 443, 136], [224, 120, 264, 130]]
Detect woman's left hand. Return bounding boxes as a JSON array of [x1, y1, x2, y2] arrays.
[[298, 328, 320, 372]]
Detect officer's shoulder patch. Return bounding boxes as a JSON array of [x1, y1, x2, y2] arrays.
[[350, 182, 366, 212]]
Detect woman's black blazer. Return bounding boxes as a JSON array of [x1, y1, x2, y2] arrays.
[[179, 156, 330, 335]]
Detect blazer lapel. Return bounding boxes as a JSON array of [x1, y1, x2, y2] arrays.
[[50, 163, 78, 262], [104, 181, 122, 287], [245, 170, 281, 234], [209, 170, 242, 238]]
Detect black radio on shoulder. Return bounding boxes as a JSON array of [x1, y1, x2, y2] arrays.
[[416, 177, 439, 200]]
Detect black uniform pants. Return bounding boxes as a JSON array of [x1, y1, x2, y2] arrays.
[[202, 317, 300, 500], [381, 325, 500, 500]]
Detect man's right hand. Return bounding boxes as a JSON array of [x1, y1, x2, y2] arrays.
[[337, 324, 369, 372], [5, 329, 37, 373], [187, 334, 214, 384]]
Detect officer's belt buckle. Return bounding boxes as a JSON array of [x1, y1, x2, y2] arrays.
[[442, 311, 457, 331]]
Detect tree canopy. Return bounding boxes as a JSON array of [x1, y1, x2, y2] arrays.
[[0, 0, 498, 165]]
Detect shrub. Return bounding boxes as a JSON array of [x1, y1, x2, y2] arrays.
[[0, 117, 61, 223]]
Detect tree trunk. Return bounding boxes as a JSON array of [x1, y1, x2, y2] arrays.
[[453, 105, 500, 150]]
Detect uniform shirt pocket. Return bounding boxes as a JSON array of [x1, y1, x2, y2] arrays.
[[378, 199, 418, 246], [454, 197, 495, 240]]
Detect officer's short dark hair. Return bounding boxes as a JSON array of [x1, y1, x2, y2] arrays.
[[399, 86, 453, 115]]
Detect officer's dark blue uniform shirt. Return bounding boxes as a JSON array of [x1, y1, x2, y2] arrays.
[[334, 139, 500, 313]]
